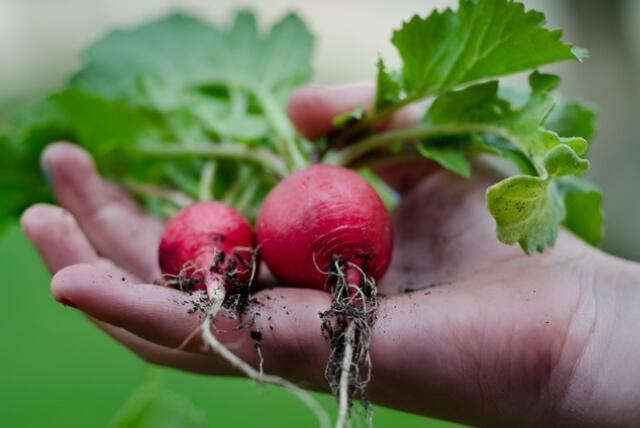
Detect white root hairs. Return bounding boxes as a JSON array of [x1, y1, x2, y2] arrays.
[[321, 259, 379, 428], [201, 284, 331, 428], [335, 323, 355, 428], [256, 345, 265, 377], [171, 248, 329, 428]]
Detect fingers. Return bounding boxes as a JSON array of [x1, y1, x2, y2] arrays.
[[287, 83, 422, 139], [20, 203, 140, 283], [20, 205, 210, 373], [21, 204, 99, 273], [41, 143, 163, 281], [51, 263, 331, 387], [288, 83, 373, 139], [287, 83, 429, 192], [20, 204, 212, 375]]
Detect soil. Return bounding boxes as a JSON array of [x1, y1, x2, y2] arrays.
[[162, 246, 259, 320]]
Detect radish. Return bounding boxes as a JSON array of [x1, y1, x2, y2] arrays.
[[159, 201, 254, 286], [257, 164, 393, 427], [159, 201, 255, 304], [159, 201, 330, 428]]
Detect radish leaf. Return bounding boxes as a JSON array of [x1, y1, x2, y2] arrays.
[[557, 177, 604, 245], [487, 144, 590, 253], [391, 0, 585, 95], [374, 58, 402, 112]]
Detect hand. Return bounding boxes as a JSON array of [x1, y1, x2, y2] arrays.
[[22, 84, 640, 428]]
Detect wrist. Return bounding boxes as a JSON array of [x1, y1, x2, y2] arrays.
[[553, 254, 640, 427]]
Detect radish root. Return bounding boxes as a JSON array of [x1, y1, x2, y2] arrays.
[[321, 259, 378, 427], [169, 250, 330, 428], [200, 284, 331, 428], [335, 323, 355, 428]]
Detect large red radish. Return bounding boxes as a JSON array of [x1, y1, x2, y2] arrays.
[[256, 164, 393, 290], [256, 164, 394, 427]]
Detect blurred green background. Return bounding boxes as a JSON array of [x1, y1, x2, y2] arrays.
[[1, 0, 639, 427]]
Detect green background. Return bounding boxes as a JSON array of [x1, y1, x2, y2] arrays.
[[0, 225, 461, 427]]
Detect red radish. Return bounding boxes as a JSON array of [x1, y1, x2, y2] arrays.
[[157, 201, 330, 428], [159, 201, 255, 295], [256, 164, 393, 291], [256, 164, 393, 427]]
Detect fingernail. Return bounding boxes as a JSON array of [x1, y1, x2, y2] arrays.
[[39, 151, 53, 185], [57, 296, 78, 309]]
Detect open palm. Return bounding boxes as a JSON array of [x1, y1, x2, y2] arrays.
[[22, 84, 640, 428]]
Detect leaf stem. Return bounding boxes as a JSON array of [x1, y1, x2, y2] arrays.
[[197, 77, 308, 172], [123, 179, 194, 207], [229, 84, 247, 117], [144, 365, 163, 384], [235, 178, 261, 213], [223, 165, 254, 206], [253, 85, 308, 171], [131, 142, 288, 179], [330, 123, 515, 166], [109, 382, 160, 428], [198, 161, 217, 201], [336, 92, 427, 143]]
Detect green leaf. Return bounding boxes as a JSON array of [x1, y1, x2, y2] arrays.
[[499, 89, 597, 142], [557, 177, 603, 245], [373, 58, 402, 112], [417, 141, 471, 177], [134, 76, 227, 119], [0, 89, 174, 224], [31, 89, 167, 152], [2, 8, 313, 226], [545, 100, 597, 140], [110, 383, 206, 428], [500, 73, 560, 160], [332, 105, 365, 128], [542, 144, 589, 177], [0, 136, 52, 232], [425, 80, 507, 125], [423, 72, 580, 173], [391, 0, 585, 94], [256, 12, 315, 91], [358, 168, 400, 210], [487, 142, 589, 253], [423, 72, 597, 253], [69, 11, 313, 163], [421, 71, 599, 253], [487, 175, 563, 254], [207, 11, 314, 94], [528, 70, 561, 92], [71, 13, 221, 104], [211, 115, 271, 141], [452, 72, 587, 169], [72, 11, 313, 104], [487, 162, 602, 253], [476, 136, 538, 175]]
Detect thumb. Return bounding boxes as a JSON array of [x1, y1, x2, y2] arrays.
[[287, 83, 422, 140]]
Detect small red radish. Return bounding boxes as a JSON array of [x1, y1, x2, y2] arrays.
[[256, 164, 393, 426], [159, 201, 255, 295], [256, 164, 393, 291], [157, 201, 330, 428]]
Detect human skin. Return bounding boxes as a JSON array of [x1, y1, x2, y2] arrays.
[[21, 84, 640, 428]]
